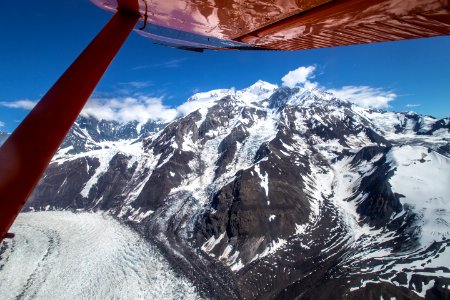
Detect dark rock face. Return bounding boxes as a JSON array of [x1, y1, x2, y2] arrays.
[[89, 154, 137, 210], [27, 157, 100, 209], [24, 84, 450, 299], [348, 146, 403, 227], [438, 143, 450, 157]]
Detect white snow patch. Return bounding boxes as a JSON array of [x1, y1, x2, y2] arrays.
[[182, 132, 197, 152], [218, 245, 240, 267], [251, 239, 287, 262], [230, 259, 244, 271], [157, 151, 174, 168], [201, 232, 226, 254], [295, 223, 307, 235], [127, 208, 154, 222], [57, 146, 73, 156], [254, 164, 269, 197]]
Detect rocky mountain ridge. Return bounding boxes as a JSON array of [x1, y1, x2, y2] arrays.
[[24, 81, 450, 299]]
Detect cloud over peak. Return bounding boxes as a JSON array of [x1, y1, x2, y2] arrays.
[[2, 65, 401, 126], [328, 86, 397, 109], [281, 66, 317, 89], [280, 66, 397, 108], [81, 96, 178, 124]]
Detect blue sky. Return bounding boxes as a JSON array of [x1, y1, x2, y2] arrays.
[[0, 0, 449, 132]]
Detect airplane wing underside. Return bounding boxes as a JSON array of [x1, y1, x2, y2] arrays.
[[91, 0, 450, 51]]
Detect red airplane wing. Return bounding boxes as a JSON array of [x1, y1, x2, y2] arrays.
[[92, 0, 450, 51]]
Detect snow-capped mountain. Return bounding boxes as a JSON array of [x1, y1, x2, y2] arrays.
[[59, 116, 165, 155], [23, 81, 450, 299]]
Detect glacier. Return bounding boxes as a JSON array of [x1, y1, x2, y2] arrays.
[[0, 212, 201, 300]]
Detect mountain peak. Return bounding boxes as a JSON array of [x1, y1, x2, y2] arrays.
[[247, 80, 278, 90], [267, 85, 343, 109], [186, 88, 235, 103], [237, 80, 278, 105]]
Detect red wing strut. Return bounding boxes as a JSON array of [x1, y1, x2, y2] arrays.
[[0, 1, 140, 241]]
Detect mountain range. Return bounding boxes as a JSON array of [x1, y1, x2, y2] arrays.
[[21, 81, 450, 299]]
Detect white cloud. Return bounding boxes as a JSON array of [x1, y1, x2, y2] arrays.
[[303, 80, 318, 90], [281, 66, 399, 109], [119, 81, 153, 89], [132, 58, 188, 70], [406, 103, 421, 108], [0, 67, 399, 126], [0, 93, 205, 125], [0, 121, 4, 128], [176, 95, 219, 116], [0, 100, 37, 110], [81, 96, 178, 124], [177, 101, 206, 117], [281, 66, 316, 88], [328, 86, 397, 109]]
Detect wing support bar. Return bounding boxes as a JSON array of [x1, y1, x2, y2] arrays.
[[0, 8, 139, 242]]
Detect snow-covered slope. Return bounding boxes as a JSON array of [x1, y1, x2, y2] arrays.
[[0, 212, 201, 299], [4, 81, 449, 299], [388, 146, 450, 246]]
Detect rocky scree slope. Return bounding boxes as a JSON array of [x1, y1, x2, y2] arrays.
[[24, 81, 450, 299]]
